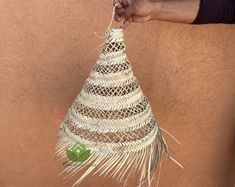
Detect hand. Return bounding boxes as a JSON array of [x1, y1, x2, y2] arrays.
[[113, 0, 159, 28]]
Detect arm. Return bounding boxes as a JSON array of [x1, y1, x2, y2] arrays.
[[114, 0, 200, 27], [151, 0, 200, 24], [114, 0, 235, 27]]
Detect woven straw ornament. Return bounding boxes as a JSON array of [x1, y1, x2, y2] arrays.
[[55, 12, 181, 186]]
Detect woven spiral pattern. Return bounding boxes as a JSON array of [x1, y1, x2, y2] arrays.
[[55, 29, 167, 187]]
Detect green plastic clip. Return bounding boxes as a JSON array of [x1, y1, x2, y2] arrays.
[[66, 141, 90, 162]]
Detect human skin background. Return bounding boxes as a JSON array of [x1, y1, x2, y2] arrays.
[[0, 0, 234, 187]]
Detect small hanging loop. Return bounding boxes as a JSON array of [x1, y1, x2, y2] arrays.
[[107, 2, 122, 31], [94, 2, 123, 40]]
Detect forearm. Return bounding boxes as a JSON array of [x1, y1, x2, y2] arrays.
[[151, 0, 200, 23]]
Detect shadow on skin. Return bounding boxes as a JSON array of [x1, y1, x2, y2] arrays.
[[226, 99, 235, 186]]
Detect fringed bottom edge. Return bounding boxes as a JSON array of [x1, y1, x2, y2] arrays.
[[54, 128, 172, 187]]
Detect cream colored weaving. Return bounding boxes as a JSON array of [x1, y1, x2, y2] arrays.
[[55, 28, 170, 187]]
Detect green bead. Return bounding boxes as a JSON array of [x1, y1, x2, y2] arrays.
[[66, 149, 79, 162], [66, 141, 90, 162], [78, 150, 91, 162]]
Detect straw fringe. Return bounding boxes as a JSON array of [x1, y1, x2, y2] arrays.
[[55, 127, 167, 187]]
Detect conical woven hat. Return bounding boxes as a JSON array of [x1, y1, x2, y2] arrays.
[[55, 28, 168, 187]]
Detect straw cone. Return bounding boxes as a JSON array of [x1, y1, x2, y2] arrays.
[[55, 28, 168, 187]]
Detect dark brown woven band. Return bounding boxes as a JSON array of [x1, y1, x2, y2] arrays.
[[92, 60, 130, 74], [83, 79, 140, 96], [101, 42, 125, 54]]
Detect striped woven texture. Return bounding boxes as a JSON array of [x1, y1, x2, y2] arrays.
[[55, 28, 168, 187]]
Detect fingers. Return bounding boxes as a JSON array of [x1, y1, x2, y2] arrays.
[[114, 4, 135, 21], [122, 19, 131, 29], [114, 7, 124, 22], [115, 8, 125, 16], [113, 0, 123, 8], [114, 13, 121, 22], [122, 17, 132, 28], [113, 0, 132, 18], [113, 0, 124, 22], [113, 0, 135, 24], [113, 0, 130, 8]]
